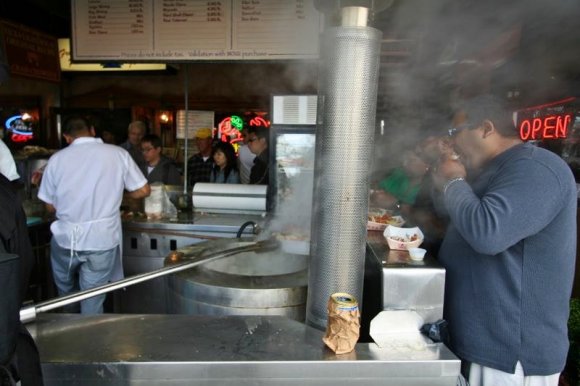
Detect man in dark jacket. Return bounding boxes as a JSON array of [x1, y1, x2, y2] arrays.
[[247, 126, 269, 185], [140, 134, 181, 185], [187, 128, 214, 187], [0, 174, 43, 385]]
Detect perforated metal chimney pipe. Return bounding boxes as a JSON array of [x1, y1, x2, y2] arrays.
[[306, 7, 382, 330]]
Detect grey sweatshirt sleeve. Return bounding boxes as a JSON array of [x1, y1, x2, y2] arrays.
[[443, 158, 570, 255]]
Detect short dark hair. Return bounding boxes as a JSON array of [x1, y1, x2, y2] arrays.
[[63, 116, 91, 137], [458, 94, 516, 137], [247, 126, 269, 142], [141, 134, 162, 148], [212, 140, 239, 181]]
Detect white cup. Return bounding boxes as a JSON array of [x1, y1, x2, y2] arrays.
[[408, 247, 427, 261]]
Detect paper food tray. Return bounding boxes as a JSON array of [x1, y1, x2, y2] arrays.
[[383, 225, 424, 250], [367, 209, 405, 231]]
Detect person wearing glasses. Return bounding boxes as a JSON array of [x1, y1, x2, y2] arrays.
[[246, 126, 269, 185], [140, 134, 181, 185], [432, 95, 576, 386]]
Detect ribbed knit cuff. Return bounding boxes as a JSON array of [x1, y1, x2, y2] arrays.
[[443, 177, 465, 195]]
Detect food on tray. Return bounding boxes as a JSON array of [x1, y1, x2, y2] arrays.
[[383, 225, 424, 250], [275, 232, 309, 241], [367, 210, 405, 229], [120, 210, 146, 221], [273, 225, 310, 241], [368, 212, 395, 224], [388, 233, 420, 243], [272, 226, 311, 255], [19, 145, 53, 156]]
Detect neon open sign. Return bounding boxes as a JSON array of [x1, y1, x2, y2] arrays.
[[518, 114, 573, 140], [516, 97, 575, 141]]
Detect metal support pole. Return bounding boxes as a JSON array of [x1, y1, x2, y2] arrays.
[[183, 64, 190, 195]]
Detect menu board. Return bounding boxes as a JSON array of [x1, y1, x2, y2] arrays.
[[71, 0, 321, 61], [175, 110, 214, 139], [0, 20, 60, 82]]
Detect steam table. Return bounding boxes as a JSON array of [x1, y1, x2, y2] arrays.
[[118, 213, 264, 313]]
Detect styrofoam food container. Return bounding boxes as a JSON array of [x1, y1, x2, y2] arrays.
[[408, 247, 427, 261], [370, 310, 430, 349], [280, 239, 310, 255], [383, 225, 424, 250]]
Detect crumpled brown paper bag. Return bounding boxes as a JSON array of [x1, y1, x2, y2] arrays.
[[322, 293, 360, 354]]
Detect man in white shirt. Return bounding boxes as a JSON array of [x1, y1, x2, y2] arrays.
[[38, 116, 150, 314], [0, 138, 19, 181]]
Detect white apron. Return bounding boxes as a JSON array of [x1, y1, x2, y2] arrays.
[[50, 214, 125, 281]]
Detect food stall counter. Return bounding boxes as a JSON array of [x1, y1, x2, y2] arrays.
[[365, 230, 446, 325], [31, 313, 460, 386]]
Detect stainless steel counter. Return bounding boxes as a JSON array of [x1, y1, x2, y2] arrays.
[[31, 313, 460, 386], [123, 212, 265, 237], [366, 232, 446, 324]]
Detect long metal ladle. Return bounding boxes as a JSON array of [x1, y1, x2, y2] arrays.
[[20, 238, 278, 323]]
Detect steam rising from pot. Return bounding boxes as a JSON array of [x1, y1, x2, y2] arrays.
[[371, 0, 580, 176]]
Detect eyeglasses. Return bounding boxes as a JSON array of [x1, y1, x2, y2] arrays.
[[448, 123, 472, 137], [141, 147, 154, 153]]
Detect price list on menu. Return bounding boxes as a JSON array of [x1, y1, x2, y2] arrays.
[[72, 0, 321, 61], [232, 0, 319, 57], [72, 0, 154, 58], [154, 0, 231, 53]]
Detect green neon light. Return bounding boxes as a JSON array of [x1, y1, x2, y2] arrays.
[[231, 115, 244, 130]]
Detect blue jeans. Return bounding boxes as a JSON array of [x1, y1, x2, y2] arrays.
[[50, 238, 118, 314]]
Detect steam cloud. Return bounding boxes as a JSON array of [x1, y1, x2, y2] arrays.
[[370, 0, 580, 177]]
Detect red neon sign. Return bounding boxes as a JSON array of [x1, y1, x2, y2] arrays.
[[11, 133, 34, 143], [519, 114, 572, 140], [217, 116, 243, 145], [249, 116, 270, 127]]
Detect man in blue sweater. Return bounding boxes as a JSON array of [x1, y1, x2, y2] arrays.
[[433, 95, 576, 386]]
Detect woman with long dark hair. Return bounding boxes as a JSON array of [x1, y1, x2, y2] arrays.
[[210, 141, 240, 184]]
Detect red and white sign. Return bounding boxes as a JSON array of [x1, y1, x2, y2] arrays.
[[515, 97, 575, 141], [519, 114, 572, 140]]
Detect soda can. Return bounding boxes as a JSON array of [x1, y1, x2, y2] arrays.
[[322, 292, 360, 354]]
